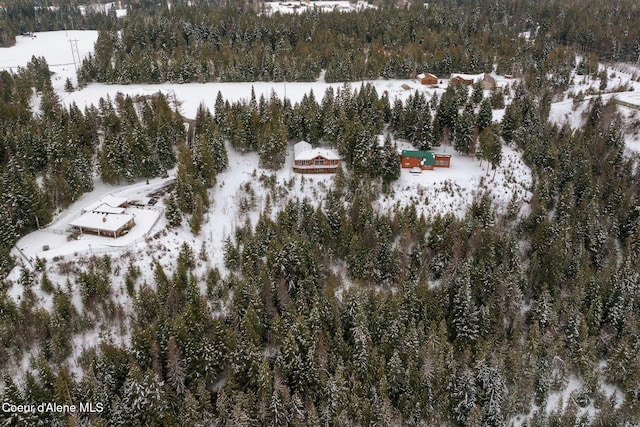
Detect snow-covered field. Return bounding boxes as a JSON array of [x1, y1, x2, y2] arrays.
[[0, 30, 98, 91]]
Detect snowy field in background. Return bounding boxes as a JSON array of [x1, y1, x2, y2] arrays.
[[0, 30, 98, 91], [548, 63, 640, 155], [3, 30, 515, 119]]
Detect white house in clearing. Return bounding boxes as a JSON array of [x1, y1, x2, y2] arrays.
[[69, 195, 135, 238], [293, 141, 340, 174]]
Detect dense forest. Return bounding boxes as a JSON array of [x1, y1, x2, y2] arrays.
[[70, 0, 640, 84], [1, 0, 640, 425]]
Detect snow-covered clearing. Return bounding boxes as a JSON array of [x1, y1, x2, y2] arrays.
[[0, 30, 98, 91], [549, 62, 640, 155], [12, 180, 164, 265], [378, 144, 532, 220]]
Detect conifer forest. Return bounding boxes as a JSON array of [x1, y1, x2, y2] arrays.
[[1, 0, 640, 425]]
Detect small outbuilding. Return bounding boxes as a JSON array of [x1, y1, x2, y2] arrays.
[[417, 73, 438, 85], [293, 141, 340, 174], [481, 73, 496, 90], [450, 75, 474, 86], [433, 153, 451, 167]]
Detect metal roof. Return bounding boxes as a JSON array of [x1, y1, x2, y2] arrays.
[[401, 150, 435, 165]]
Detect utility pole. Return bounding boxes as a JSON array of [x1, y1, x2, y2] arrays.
[[69, 38, 80, 73]]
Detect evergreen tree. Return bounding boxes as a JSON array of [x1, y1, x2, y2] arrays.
[[480, 124, 502, 178], [166, 194, 182, 228], [64, 77, 74, 93], [0, 205, 16, 274], [472, 81, 484, 104], [451, 267, 479, 344], [417, 107, 435, 151], [454, 109, 475, 155], [380, 134, 401, 185], [351, 127, 379, 176], [476, 97, 493, 133], [258, 119, 287, 170]]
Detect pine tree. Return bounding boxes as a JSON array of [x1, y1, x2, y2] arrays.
[[451, 267, 479, 344], [472, 81, 484, 104], [490, 87, 505, 109], [449, 368, 479, 425], [476, 362, 507, 426], [211, 127, 228, 174], [166, 336, 186, 395], [454, 109, 474, 155], [189, 193, 205, 235], [64, 77, 74, 93], [0, 205, 16, 274], [380, 133, 401, 185], [481, 124, 502, 179], [351, 127, 379, 176], [258, 119, 287, 170], [120, 367, 168, 425], [476, 98, 493, 133], [214, 91, 227, 131], [166, 193, 182, 227], [417, 107, 435, 151]]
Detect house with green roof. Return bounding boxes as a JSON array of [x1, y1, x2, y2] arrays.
[[400, 150, 451, 170]]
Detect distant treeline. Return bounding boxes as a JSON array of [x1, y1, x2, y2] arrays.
[[0, 0, 109, 39], [77, 5, 513, 84], [3, 1, 640, 82], [71, 0, 640, 84]]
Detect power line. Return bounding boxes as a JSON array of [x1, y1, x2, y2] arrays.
[[69, 38, 80, 73]]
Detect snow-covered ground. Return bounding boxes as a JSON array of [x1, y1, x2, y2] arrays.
[[4, 31, 514, 120], [548, 63, 640, 155], [13, 177, 166, 264], [511, 374, 624, 427], [378, 144, 532, 220], [1, 29, 618, 285], [0, 30, 98, 91]]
